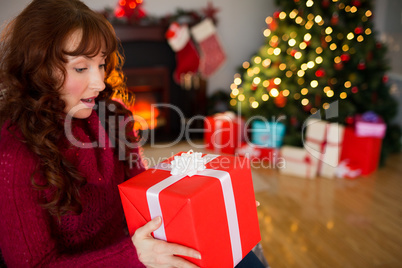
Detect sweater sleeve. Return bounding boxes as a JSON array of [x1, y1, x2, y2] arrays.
[[0, 133, 145, 268]]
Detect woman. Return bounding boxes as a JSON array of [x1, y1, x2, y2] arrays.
[[0, 0, 201, 267]]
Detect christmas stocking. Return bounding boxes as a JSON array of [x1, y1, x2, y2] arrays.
[[191, 18, 226, 78], [166, 22, 200, 84]]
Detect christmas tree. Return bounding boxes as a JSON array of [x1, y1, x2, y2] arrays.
[[230, 0, 400, 161]]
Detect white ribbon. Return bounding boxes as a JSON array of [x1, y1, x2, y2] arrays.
[[146, 152, 243, 266]]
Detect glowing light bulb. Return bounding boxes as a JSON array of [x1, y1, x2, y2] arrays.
[[301, 98, 309, 106], [316, 47, 323, 54], [347, 32, 355, 40], [283, 89, 290, 96], [238, 94, 245, 101], [340, 92, 347, 99], [299, 42, 307, 50], [270, 88, 279, 97], [325, 27, 333, 35], [357, 35, 364, 42], [304, 33, 312, 41], [253, 77, 261, 84], [366, 10, 372, 17], [315, 15, 323, 23], [288, 39, 297, 46], [330, 43, 337, 50], [316, 56, 323, 64], [342, 44, 349, 51], [254, 56, 262, 64], [323, 103, 330, 109], [253, 67, 261, 74], [297, 70, 305, 77], [290, 10, 298, 19], [279, 63, 287, 70], [365, 28, 372, 35], [294, 52, 302, 59], [344, 81, 352, 88], [230, 99, 237, 106], [326, 90, 334, 97], [325, 35, 332, 42], [286, 71, 293, 77], [232, 88, 240, 96], [310, 80, 318, 88], [234, 77, 242, 85], [242, 61, 250, 69], [279, 12, 287, 20], [264, 29, 271, 37], [301, 63, 308, 70], [294, 93, 301, 100], [301, 88, 309, 95], [307, 61, 315, 69], [306, 0, 314, 7], [262, 59, 271, 68], [274, 78, 282, 85], [274, 48, 281, 55], [265, 16, 273, 24], [262, 94, 269, 101], [263, 80, 270, 87], [295, 16, 303, 24], [251, 101, 259, 108]]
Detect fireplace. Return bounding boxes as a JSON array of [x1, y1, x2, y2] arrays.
[[114, 24, 207, 141]]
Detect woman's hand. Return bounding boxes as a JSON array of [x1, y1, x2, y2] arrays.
[[132, 217, 201, 268]]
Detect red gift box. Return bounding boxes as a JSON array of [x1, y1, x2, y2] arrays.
[[118, 152, 261, 268], [340, 127, 382, 177], [204, 112, 245, 155]]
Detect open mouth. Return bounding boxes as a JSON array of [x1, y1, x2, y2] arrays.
[[81, 98, 94, 103], [81, 97, 96, 107]]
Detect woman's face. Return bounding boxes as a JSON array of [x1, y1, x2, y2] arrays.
[[60, 29, 106, 119]]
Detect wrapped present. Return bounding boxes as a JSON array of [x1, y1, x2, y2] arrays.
[[204, 112, 245, 155], [340, 127, 383, 177], [119, 151, 261, 268], [319, 123, 345, 178], [355, 111, 386, 138], [251, 120, 286, 148], [235, 143, 278, 165], [279, 146, 319, 179], [304, 118, 328, 154]]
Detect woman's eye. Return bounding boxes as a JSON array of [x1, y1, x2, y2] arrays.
[[99, 64, 106, 70], [74, 68, 87, 73]]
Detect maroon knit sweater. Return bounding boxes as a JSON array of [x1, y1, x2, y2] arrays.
[[0, 111, 146, 267]]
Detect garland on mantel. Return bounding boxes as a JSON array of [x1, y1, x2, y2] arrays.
[[101, 2, 220, 26]]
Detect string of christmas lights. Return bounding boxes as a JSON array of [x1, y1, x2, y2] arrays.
[[230, 0, 386, 121]]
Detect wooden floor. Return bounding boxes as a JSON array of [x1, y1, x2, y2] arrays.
[[143, 142, 402, 268]]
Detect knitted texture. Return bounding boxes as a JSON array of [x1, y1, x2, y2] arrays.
[[0, 111, 146, 267]]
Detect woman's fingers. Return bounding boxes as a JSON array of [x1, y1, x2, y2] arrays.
[[256, 200, 260, 207], [132, 217, 201, 267], [161, 241, 201, 260], [134, 216, 162, 239]]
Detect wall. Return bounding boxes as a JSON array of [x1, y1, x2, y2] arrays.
[[0, 0, 275, 96]]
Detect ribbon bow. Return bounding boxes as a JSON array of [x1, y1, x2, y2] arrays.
[[170, 150, 207, 177]]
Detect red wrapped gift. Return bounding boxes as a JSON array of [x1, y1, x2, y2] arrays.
[[204, 112, 245, 155], [340, 127, 382, 177], [119, 151, 261, 268]]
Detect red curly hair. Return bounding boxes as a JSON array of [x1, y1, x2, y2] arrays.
[[0, 0, 136, 218]]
